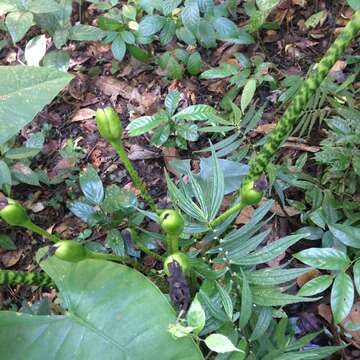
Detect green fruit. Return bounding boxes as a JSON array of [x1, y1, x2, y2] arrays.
[[0, 198, 30, 227], [164, 252, 190, 276], [54, 241, 88, 262], [96, 107, 123, 143], [160, 209, 184, 235], [240, 181, 263, 206]]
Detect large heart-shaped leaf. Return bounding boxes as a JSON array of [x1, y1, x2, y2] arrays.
[[0, 66, 72, 145], [0, 258, 204, 360]]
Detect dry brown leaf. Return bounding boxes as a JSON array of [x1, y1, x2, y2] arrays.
[[318, 303, 332, 324], [128, 144, 158, 161], [297, 268, 321, 287], [340, 302, 360, 348], [291, 0, 306, 6], [71, 108, 96, 122], [162, 147, 181, 176], [95, 76, 133, 99], [235, 206, 254, 225], [255, 123, 276, 134], [1, 249, 22, 268], [282, 142, 319, 153]]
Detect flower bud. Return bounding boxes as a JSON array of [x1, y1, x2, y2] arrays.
[[0, 197, 30, 227], [54, 240, 88, 262], [96, 107, 122, 143]]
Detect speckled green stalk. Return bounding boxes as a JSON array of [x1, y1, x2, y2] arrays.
[[110, 140, 158, 213], [0, 270, 54, 287], [244, 10, 360, 183]]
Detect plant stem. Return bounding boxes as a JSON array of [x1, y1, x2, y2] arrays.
[[133, 239, 164, 262], [209, 202, 245, 228], [110, 140, 158, 213], [0, 270, 54, 287], [209, 10, 360, 228], [166, 232, 179, 255], [24, 220, 61, 243], [88, 251, 151, 274]]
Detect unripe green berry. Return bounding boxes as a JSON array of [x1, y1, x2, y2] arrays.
[[160, 209, 184, 235], [54, 241, 88, 262], [240, 181, 263, 206], [163, 252, 190, 276], [96, 107, 122, 143], [0, 198, 30, 227]]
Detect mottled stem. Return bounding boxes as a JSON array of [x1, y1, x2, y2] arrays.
[[0, 270, 54, 287]]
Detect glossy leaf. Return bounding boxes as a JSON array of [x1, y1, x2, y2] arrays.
[[241, 79, 257, 113], [275, 346, 343, 360], [331, 272, 354, 324], [294, 248, 350, 270], [204, 334, 239, 353], [165, 90, 181, 115], [329, 224, 360, 249], [354, 260, 360, 296], [239, 272, 252, 328], [127, 114, 168, 136], [0, 258, 204, 359], [80, 166, 104, 205], [297, 275, 333, 296], [173, 105, 215, 121], [6, 11, 33, 43]]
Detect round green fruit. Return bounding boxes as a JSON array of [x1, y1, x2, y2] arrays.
[[0, 198, 30, 227], [160, 209, 184, 235], [240, 181, 263, 206], [54, 241, 88, 262], [163, 252, 190, 276]]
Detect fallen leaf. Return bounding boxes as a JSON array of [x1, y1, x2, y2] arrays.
[[318, 303, 332, 324], [95, 76, 133, 99], [297, 268, 321, 287], [128, 144, 158, 160], [235, 206, 254, 225], [162, 147, 181, 176], [271, 202, 301, 217], [1, 249, 22, 268], [71, 108, 96, 122], [341, 302, 360, 348]]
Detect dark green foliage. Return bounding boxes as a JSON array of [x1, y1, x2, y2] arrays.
[[0, 270, 54, 287]]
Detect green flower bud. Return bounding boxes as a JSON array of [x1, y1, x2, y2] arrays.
[[0, 198, 30, 227], [240, 181, 263, 206], [164, 252, 190, 276], [54, 240, 89, 262], [160, 209, 184, 235], [96, 107, 123, 143]]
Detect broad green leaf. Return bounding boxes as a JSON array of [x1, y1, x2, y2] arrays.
[[0, 66, 72, 145], [177, 123, 199, 141], [25, 35, 47, 66], [69, 25, 105, 41], [348, 0, 360, 10], [239, 272, 252, 328], [80, 166, 104, 205], [176, 26, 197, 45], [230, 233, 307, 266], [0, 258, 204, 360], [11, 163, 39, 185], [331, 272, 354, 324], [69, 201, 96, 225], [256, 0, 280, 11], [294, 248, 350, 270], [173, 104, 215, 121], [204, 334, 240, 353], [354, 260, 360, 296], [105, 229, 125, 256], [304, 10, 327, 29], [43, 50, 70, 71], [187, 296, 206, 335], [101, 185, 137, 213], [181, 1, 200, 32], [111, 36, 126, 61], [241, 79, 256, 113], [252, 287, 318, 306], [297, 275, 333, 296], [138, 15, 165, 36], [187, 52, 202, 76], [5, 147, 40, 159], [196, 20, 216, 48], [165, 90, 181, 115], [127, 114, 168, 136], [200, 64, 239, 79], [329, 224, 360, 248], [127, 45, 150, 63], [25, 0, 62, 13], [275, 346, 343, 360], [5, 11, 33, 43], [213, 17, 239, 39], [0, 234, 16, 250], [160, 20, 176, 45], [0, 160, 11, 186], [247, 267, 312, 286]]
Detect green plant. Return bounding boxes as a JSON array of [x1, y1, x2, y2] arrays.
[[137, 0, 254, 49], [96, 4, 151, 62], [126, 90, 216, 149], [0, 269, 54, 287], [164, 252, 190, 275], [158, 48, 203, 80], [200, 53, 275, 110]]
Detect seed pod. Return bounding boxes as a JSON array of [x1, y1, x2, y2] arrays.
[[160, 209, 184, 235], [54, 240, 88, 262], [0, 198, 30, 227], [163, 252, 190, 276], [240, 181, 263, 206], [96, 107, 123, 143]]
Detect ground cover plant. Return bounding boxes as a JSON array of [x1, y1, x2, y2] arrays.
[[0, 1, 360, 359]]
